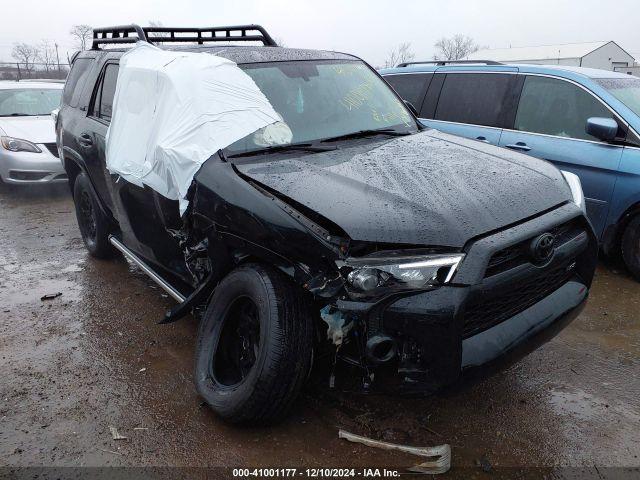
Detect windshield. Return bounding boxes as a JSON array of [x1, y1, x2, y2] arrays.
[[0, 88, 62, 116], [225, 60, 416, 154], [597, 78, 640, 118]]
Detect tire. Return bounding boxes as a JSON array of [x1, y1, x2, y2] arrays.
[[73, 173, 114, 258], [621, 214, 640, 281], [194, 263, 313, 425]]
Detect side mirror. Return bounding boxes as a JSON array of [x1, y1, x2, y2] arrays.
[[404, 100, 418, 117], [586, 117, 618, 142], [51, 108, 59, 124]]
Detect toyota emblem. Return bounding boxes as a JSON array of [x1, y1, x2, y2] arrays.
[[530, 233, 555, 264]]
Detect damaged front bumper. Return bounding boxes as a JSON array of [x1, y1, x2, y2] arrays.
[[328, 274, 588, 393], [324, 204, 597, 393]]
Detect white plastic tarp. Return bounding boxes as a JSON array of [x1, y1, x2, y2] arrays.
[[106, 43, 284, 214]]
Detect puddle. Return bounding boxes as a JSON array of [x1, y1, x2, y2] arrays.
[[1, 278, 82, 308]]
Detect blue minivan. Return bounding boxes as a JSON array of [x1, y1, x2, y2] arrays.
[[380, 62, 640, 280]]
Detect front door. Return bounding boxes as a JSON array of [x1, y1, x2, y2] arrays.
[[499, 75, 624, 238]]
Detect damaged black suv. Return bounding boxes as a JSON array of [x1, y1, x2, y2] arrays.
[[57, 25, 597, 424]]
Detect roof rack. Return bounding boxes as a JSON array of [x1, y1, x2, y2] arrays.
[[91, 24, 278, 49], [396, 60, 504, 67]]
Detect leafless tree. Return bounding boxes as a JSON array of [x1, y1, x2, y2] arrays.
[[148, 20, 169, 38], [69, 24, 93, 51], [383, 43, 415, 68], [433, 35, 480, 61], [11, 43, 38, 73], [36, 40, 56, 72]]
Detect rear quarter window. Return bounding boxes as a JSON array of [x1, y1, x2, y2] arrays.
[[62, 58, 93, 108], [434, 73, 513, 127], [384, 74, 432, 110]]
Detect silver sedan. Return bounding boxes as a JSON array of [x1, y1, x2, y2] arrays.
[[0, 81, 66, 184]]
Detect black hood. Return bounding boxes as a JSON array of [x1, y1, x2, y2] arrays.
[[234, 130, 572, 248]]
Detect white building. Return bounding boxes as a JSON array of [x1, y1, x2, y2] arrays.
[[468, 41, 635, 71], [614, 52, 640, 77]]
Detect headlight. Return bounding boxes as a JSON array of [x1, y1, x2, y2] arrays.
[[1, 136, 41, 153], [343, 253, 464, 296], [561, 170, 585, 213]]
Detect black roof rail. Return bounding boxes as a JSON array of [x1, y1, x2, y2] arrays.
[[92, 24, 278, 50], [396, 60, 504, 67]]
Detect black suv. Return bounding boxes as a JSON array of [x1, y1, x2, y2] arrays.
[[57, 25, 597, 424]]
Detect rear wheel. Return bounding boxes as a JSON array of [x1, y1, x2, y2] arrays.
[[622, 215, 640, 281], [194, 263, 313, 425], [73, 173, 114, 258]]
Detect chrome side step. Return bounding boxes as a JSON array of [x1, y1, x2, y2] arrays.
[[109, 235, 185, 303]]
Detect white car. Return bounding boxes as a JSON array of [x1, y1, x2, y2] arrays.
[[0, 80, 65, 184]]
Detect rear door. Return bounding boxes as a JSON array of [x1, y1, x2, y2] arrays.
[[83, 61, 118, 213], [419, 72, 517, 145], [499, 75, 625, 238], [60, 54, 114, 212]]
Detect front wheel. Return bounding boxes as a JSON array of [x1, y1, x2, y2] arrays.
[[194, 263, 313, 425], [73, 173, 115, 258], [621, 215, 640, 281]]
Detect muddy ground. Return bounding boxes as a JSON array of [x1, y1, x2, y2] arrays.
[[0, 183, 639, 478]]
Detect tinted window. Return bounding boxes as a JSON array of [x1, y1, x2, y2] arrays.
[[515, 76, 613, 141], [435, 73, 512, 127], [384, 74, 432, 110], [98, 64, 118, 121], [63, 58, 92, 107]]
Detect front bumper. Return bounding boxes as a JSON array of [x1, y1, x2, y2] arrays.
[[0, 144, 66, 184], [331, 203, 598, 392]]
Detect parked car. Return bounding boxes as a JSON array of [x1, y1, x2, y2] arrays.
[[380, 61, 640, 280], [57, 25, 597, 424], [0, 80, 66, 184]]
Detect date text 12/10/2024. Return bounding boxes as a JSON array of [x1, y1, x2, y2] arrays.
[[232, 468, 401, 478]]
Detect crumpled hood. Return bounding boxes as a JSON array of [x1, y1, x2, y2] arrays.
[[235, 130, 572, 248], [0, 115, 55, 143]]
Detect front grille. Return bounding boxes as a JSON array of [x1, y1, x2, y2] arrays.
[[485, 219, 583, 277], [463, 262, 574, 338], [43, 142, 59, 158], [9, 171, 48, 181]]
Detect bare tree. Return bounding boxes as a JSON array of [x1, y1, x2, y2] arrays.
[[11, 43, 38, 74], [36, 40, 56, 73], [148, 20, 169, 37], [69, 24, 93, 51], [273, 37, 286, 48], [433, 35, 480, 61], [383, 43, 415, 68]]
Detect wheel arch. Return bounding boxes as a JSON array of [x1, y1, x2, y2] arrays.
[[62, 152, 116, 228], [602, 201, 640, 257]]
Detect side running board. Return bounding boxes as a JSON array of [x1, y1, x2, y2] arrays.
[[108, 235, 186, 303]]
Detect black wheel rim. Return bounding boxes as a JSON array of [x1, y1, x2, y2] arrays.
[[78, 191, 97, 243], [211, 296, 261, 387]]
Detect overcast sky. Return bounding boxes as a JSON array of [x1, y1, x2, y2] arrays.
[[2, 0, 639, 67]]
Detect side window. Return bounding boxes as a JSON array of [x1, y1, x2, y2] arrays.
[[62, 58, 93, 108], [92, 64, 119, 122], [434, 73, 513, 127], [384, 74, 432, 111], [515, 76, 614, 141]]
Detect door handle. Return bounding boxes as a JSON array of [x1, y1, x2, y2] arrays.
[[476, 136, 489, 143], [505, 142, 531, 152], [78, 133, 93, 147]]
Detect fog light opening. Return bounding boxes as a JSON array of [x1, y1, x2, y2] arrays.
[[366, 335, 397, 364]]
